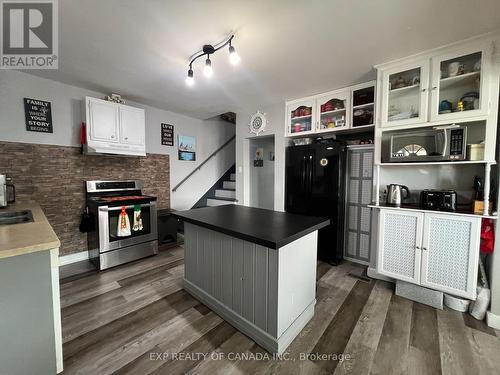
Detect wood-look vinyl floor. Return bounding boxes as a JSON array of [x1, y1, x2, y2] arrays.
[[60, 245, 500, 375]]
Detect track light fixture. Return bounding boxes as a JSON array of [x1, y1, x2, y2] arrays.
[[185, 34, 240, 86]]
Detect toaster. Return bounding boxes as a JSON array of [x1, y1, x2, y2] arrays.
[[420, 190, 457, 212]]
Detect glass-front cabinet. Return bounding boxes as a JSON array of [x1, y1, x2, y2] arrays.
[[380, 60, 430, 127], [352, 82, 375, 128], [316, 89, 350, 132], [429, 46, 490, 121], [286, 99, 316, 136]]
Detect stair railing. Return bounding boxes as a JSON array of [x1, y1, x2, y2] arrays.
[[172, 135, 236, 192]]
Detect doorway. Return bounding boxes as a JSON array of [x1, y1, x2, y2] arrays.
[[249, 135, 275, 209]]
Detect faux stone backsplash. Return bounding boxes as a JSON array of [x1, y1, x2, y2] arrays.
[[0, 141, 170, 256]]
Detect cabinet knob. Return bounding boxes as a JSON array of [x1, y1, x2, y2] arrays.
[[124, 137, 128, 140], [422, 247, 428, 251], [110, 135, 115, 138], [421, 88, 427, 92], [415, 246, 420, 249], [432, 86, 438, 90]]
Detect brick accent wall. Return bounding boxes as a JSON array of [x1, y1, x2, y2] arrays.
[[0, 141, 170, 256]]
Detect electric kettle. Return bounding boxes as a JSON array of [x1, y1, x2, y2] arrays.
[[386, 184, 410, 207]]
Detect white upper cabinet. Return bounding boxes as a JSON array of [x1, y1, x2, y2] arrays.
[[87, 98, 119, 143], [380, 60, 430, 127], [286, 98, 316, 136], [285, 81, 375, 137], [378, 41, 493, 129], [316, 89, 350, 133], [85, 97, 146, 156], [429, 44, 491, 122], [119, 105, 145, 146]]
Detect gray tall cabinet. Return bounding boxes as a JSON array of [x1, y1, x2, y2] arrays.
[[344, 145, 374, 264]]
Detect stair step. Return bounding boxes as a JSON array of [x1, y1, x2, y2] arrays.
[[223, 180, 236, 189], [230, 173, 236, 181], [215, 189, 236, 199], [207, 198, 237, 207]]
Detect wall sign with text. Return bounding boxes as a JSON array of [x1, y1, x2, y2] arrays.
[[24, 98, 53, 133], [161, 123, 174, 146]]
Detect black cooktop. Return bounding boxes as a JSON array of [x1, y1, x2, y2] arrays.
[[87, 195, 157, 207]]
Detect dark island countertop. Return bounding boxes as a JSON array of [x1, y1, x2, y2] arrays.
[[173, 205, 330, 249]]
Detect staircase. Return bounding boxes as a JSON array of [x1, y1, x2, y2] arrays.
[[191, 166, 237, 209], [206, 173, 237, 206]]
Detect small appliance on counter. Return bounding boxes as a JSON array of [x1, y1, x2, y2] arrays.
[[0, 175, 6, 208], [386, 184, 410, 207], [0, 175, 15, 208], [420, 190, 457, 212]]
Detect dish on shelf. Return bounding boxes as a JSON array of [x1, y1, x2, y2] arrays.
[[388, 111, 417, 121], [353, 108, 374, 127], [321, 99, 344, 112], [291, 106, 312, 118]]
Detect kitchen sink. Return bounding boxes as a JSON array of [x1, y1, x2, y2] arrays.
[[0, 210, 34, 226]]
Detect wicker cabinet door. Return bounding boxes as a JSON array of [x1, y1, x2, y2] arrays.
[[377, 209, 423, 284], [344, 147, 374, 264], [420, 213, 481, 299]]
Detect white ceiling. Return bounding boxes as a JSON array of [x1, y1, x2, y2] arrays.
[[28, 0, 500, 119]]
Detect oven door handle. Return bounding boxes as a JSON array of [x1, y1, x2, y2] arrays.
[[100, 203, 153, 211]]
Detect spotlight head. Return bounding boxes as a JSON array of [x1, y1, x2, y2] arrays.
[[203, 57, 213, 77], [229, 45, 240, 65], [185, 68, 194, 86]]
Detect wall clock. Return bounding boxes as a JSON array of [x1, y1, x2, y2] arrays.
[[249, 111, 267, 135]]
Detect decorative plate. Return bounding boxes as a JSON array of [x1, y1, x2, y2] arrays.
[[249, 111, 267, 135]]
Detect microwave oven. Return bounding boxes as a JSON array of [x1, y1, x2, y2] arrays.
[[389, 125, 467, 162]]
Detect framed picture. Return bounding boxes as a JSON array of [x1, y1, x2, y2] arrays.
[[254, 147, 263, 167], [161, 123, 174, 146], [24, 98, 53, 133], [178, 135, 196, 161]]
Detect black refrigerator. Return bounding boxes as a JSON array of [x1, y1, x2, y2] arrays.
[[285, 141, 346, 265]]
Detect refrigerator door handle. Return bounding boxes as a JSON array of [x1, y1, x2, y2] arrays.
[[301, 156, 306, 192], [308, 155, 313, 197]]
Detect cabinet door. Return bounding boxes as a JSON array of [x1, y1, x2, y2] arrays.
[[351, 82, 375, 128], [380, 60, 430, 128], [119, 105, 145, 146], [377, 209, 423, 284], [316, 89, 350, 132], [429, 44, 491, 121], [420, 213, 480, 299], [88, 98, 119, 142], [344, 147, 374, 264], [286, 99, 316, 136]]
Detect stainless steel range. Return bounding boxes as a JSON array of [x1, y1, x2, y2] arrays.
[[86, 180, 158, 270]]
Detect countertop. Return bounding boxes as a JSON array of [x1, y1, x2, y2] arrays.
[[173, 205, 330, 249], [368, 203, 497, 219], [0, 202, 60, 259]]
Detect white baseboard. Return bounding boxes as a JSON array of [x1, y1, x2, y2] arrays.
[[367, 267, 394, 282], [58, 251, 89, 266], [486, 310, 500, 329]]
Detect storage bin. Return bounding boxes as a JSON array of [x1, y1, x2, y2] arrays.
[[467, 144, 485, 161]]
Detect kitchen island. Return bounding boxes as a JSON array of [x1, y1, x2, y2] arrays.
[[173, 205, 329, 354]]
